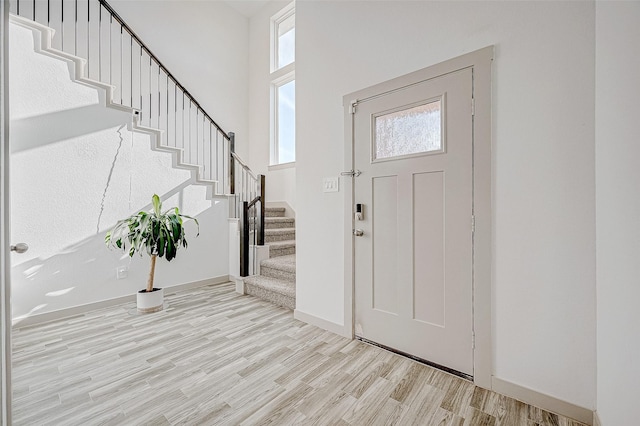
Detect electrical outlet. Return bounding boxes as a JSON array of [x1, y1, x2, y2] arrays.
[[323, 177, 339, 193], [116, 266, 129, 280]]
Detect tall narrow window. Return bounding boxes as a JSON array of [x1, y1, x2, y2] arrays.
[[276, 12, 295, 70], [277, 79, 295, 163], [270, 3, 295, 167]]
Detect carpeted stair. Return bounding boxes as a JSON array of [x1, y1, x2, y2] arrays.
[[244, 207, 296, 310]]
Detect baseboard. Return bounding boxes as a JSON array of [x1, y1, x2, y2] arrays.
[[294, 309, 350, 338], [593, 411, 602, 426], [233, 276, 245, 294], [12, 275, 229, 328], [161, 275, 229, 295], [491, 377, 593, 425]]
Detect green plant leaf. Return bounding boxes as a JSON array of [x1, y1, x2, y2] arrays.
[[152, 194, 162, 216], [166, 235, 176, 261], [180, 214, 200, 237], [105, 194, 198, 263], [158, 228, 166, 258]]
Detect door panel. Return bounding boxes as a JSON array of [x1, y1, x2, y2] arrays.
[[372, 175, 399, 315], [354, 68, 473, 376], [413, 171, 445, 327]]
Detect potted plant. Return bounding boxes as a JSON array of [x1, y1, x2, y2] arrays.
[[105, 194, 199, 313]]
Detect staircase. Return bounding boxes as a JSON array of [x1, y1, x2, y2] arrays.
[[244, 207, 296, 310], [10, 0, 287, 308]]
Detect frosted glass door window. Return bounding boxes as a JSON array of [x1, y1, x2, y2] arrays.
[[374, 100, 442, 160]]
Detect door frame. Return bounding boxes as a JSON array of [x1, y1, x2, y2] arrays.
[[342, 46, 493, 389], [1, 0, 12, 422]]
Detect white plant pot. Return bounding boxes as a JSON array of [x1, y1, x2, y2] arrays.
[[137, 288, 164, 313]]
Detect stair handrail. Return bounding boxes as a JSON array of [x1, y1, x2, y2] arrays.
[[231, 152, 257, 180]]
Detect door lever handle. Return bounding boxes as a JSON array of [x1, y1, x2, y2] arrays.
[[10, 243, 29, 253], [353, 229, 364, 237], [341, 170, 362, 178]]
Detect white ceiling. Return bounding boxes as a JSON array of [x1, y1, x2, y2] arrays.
[[224, 0, 272, 18]]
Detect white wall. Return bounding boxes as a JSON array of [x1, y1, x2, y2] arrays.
[[9, 22, 229, 323], [295, 1, 596, 409], [109, 0, 251, 160], [595, 2, 640, 425], [248, 1, 296, 209]]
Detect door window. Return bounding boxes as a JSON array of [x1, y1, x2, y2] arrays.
[[373, 98, 442, 161]]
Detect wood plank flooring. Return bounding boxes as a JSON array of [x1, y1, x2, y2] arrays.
[[12, 283, 587, 425]]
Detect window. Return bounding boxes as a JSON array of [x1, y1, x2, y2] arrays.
[[270, 3, 295, 167], [276, 78, 295, 164], [373, 99, 443, 161], [276, 11, 295, 70]]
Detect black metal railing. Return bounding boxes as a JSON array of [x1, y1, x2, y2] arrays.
[[240, 190, 265, 278], [9, 0, 266, 275], [239, 175, 265, 277]]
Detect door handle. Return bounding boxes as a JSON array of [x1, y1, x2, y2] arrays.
[[353, 229, 364, 237], [10, 243, 29, 254]]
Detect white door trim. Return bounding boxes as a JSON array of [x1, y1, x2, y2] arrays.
[[343, 46, 493, 389], [1, 0, 12, 422]]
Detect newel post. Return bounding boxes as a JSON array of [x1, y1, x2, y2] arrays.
[[229, 132, 235, 196], [258, 174, 265, 246], [240, 201, 249, 277]]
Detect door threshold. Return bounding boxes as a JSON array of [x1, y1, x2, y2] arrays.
[[355, 336, 473, 382]]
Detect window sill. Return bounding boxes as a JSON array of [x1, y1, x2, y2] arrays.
[[269, 162, 296, 171]]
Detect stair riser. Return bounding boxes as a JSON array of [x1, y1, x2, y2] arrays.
[[265, 220, 295, 229], [265, 209, 286, 218], [265, 233, 295, 243], [245, 284, 295, 310], [260, 266, 295, 283], [249, 220, 295, 230], [270, 246, 296, 257]]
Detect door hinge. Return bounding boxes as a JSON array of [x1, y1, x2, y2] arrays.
[[471, 215, 476, 233], [351, 102, 358, 114], [472, 331, 476, 349], [471, 98, 475, 116]]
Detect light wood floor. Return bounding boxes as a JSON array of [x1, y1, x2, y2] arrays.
[[12, 283, 586, 425]]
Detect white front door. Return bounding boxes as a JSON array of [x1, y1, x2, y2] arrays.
[[353, 67, 474, 377]]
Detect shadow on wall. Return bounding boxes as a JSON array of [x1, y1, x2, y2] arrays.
[[10, 188, 224, 325], [9, 21, 229, 324]]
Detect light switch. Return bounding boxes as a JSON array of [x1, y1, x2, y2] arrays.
[[323, 177, 339, 193]]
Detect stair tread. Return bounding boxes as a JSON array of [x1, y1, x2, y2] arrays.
[[265, 217, 294, 223], [244, 275, 295, 298], [267, 240, 296, 248], [261, 254, 296, 273], [265, 207, 286, 218]]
